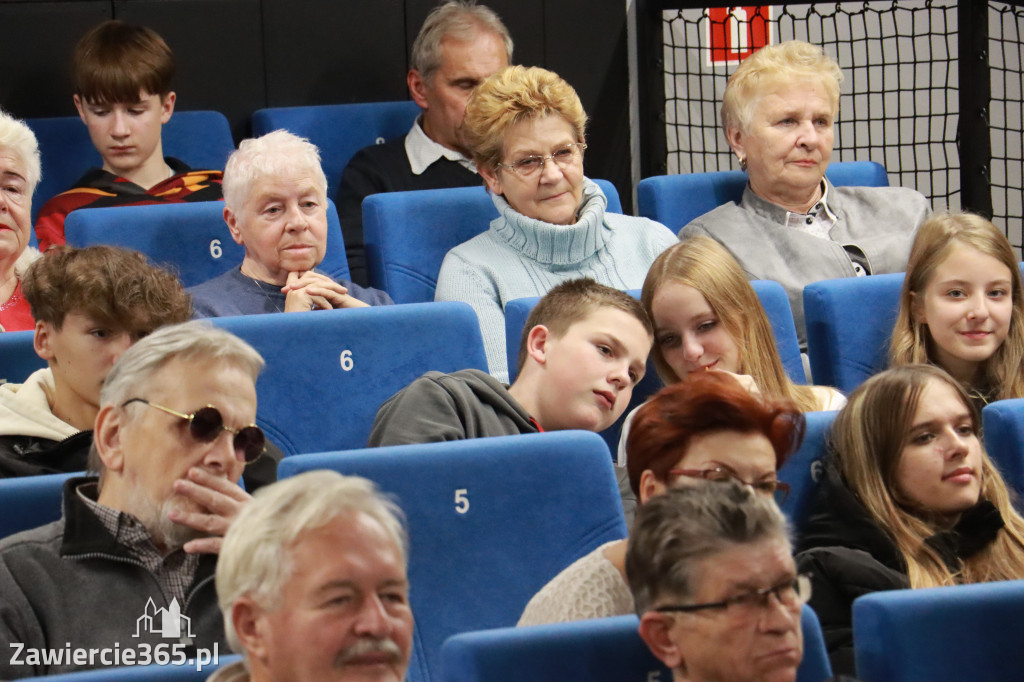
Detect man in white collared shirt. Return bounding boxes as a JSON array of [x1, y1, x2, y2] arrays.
[[336, 1, 512, 285]]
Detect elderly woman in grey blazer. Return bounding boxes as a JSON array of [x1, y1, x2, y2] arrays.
[[680, 40, 928, 348]]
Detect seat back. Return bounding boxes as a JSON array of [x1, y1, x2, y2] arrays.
[[32, 655, 242, 681], [26, 111, 235, 222], [778, 410, 837, 539], [0, 472, 78, 540], [636, 160, 890, 233], [0, 330, 44, 385], [441, 606, 830, 682], [803, 272, 904, 393], [854, 580, 1024, 682], [250, 100, 422, 198], [212, 302, 487, 455], [982, 398, 1024, 506], [277, 430, 627, 682], [363, 180, 623, 304], [64, 199, 351, 286]]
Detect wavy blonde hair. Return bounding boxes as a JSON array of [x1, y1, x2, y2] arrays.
[[832, 364, 1024, 588], [721, 40, 842, 134], [641, 237, 825, 413], [462, 65, 587, 172], [890, 211, 1024, 401]]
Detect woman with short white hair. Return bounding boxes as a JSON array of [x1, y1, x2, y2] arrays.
[[0, 109, 41, 332], [189, 130, 392, 317]]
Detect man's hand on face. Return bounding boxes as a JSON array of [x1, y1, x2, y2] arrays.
[[168, 466, 252, 555], [281, 271, 370, 312]]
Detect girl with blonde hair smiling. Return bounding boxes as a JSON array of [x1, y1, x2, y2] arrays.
[[797, 364, 1024, 674], [890, 211, 1024, 407]]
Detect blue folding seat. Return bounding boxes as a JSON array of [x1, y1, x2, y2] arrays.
[[211, 302, 487, 455], [636, 160, 889, 234], [26, 111, 235, 223], [441, 606, 832, 682], [802, 272, 904, 393], [778, 410, 837, 538], [0, 471, 78, 540], [854, 579, 1024, 682], [0, 330, 44, 385], [362, 180, 622, 304], [64, 199, 350, 287], [981, 398, 1024, 506], [33, 655, 242, 681], [277, 430, 627, 682], [250, 100, 421, 198]]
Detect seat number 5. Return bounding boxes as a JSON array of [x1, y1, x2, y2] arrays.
[[454, 489, 469, 514]]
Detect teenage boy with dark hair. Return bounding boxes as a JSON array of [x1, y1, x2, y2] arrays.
[[34, 20, 224, 251], [368, 278, 653, 446]]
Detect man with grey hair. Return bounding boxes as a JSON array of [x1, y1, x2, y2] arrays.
[[336, 0, 512, 285], [189, 130, 391, 317], [0, 321, 266, 678], [626, 483, 823, 682], [209, 470, 413, 682]]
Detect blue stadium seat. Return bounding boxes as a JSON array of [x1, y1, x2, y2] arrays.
[[441, 606, 831, 682], [802, 273, 905, 393], [250, 100, 422, 198], [853, 579, 1024, 682], [0, 330, 44, 385], [211, 302, 487, 455], [277, 430, 627, 682], [26, 111, 235, 223], [362, 180, 623, 304], [778, 410, 837, 538], [636, 160, 889, 234], [64, 199, 351, 287], [982, 398, 1024, 507], [34, 655, 241, 681], [0, 471, 78, 540]]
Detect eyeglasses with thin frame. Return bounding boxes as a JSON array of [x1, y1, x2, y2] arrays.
[[122, 398, 265, 463], [496, 142, 587, 178], [654, 574, 811, 620], [668, 466, 790, 504]]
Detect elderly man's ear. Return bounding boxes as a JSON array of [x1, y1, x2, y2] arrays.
[[638, 611, 686, 670], [231, 598, 270, 661], [224, 206, 245, 246], [93, 404, 127, 474]]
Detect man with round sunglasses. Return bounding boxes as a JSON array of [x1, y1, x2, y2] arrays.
[[0, 321, 265, 678], [627, 483, 859, 682]]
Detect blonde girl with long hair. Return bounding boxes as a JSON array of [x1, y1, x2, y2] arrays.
[[615, 236, 845, 521], [796, 364, 1024, 674], [890, 211, 1024, 407]]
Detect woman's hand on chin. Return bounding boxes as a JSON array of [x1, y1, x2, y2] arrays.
[[282, 270, 369, 312]]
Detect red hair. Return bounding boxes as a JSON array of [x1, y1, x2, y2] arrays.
[[625, 372, 805, 495]]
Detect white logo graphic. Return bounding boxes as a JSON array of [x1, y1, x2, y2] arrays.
[[133, 597, 195, 639]]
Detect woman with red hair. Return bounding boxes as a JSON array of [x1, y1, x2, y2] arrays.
[[517, 371, 804, 626]]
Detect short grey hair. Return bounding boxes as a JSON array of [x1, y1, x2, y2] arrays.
[[221, 129, 327, 213], [88, 321, 264, 474], [217, 470, 409, 655], [626, 482, 790, 614], [0, 108, 41, 196], [410, 1, 513, 84]]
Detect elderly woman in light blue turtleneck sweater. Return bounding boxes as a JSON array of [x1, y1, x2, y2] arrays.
[[436, 65, 676, 382]]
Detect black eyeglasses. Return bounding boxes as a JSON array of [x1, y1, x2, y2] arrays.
[[669, 466, 790, 504], [122, 398, 265, 463], [655, 574, 811, 621]]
